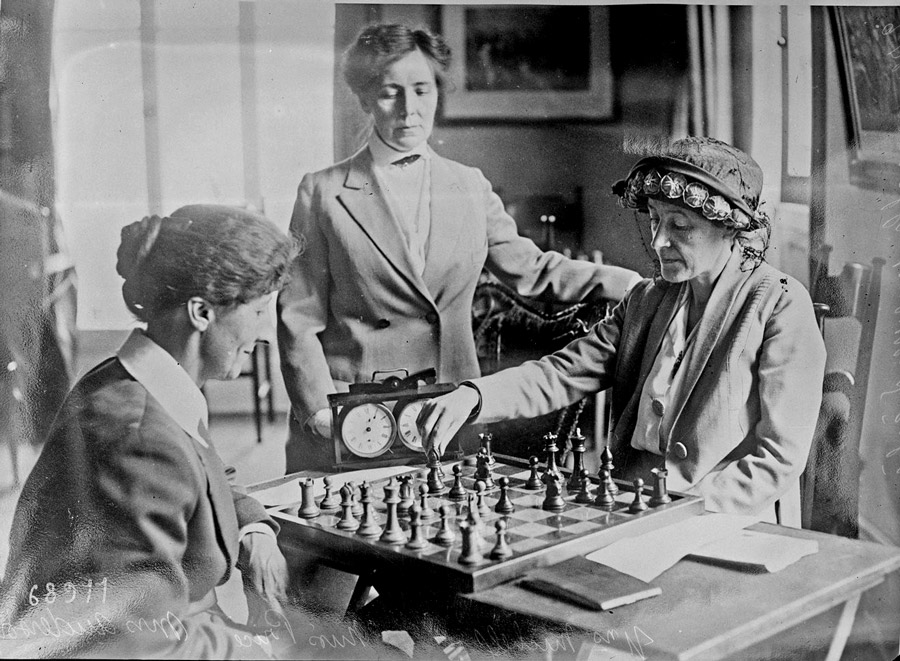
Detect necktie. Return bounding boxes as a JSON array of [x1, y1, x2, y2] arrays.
[[392, 154, 421, 169]]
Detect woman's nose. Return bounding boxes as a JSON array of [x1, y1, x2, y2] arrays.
[[651, 223, 670, 250], [400, 90, 418, 117]]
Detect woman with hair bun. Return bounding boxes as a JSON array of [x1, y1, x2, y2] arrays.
[[279, 23, 640, 472], [0, 205, 299, 658]]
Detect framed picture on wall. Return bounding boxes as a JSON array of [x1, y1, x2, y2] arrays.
[[440, 5, 613, 121], [833, 6, 900, 191]]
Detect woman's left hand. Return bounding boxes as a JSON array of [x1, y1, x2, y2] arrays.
[[417, 386, 480, 457], [240, 531, 288, 627]]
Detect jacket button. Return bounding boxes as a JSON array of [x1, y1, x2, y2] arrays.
[[425, 312, 438, 324], [651, 398, 665, 416], [672, 442, 688, 459], [375, 318, 391, 329]]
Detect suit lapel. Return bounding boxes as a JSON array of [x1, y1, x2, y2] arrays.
[[664, 248, 752, 435], [338, 149, 434, 304], [192, 425, 239, 580], [421, 151, 469, 295], [637, 283, 683, 378]]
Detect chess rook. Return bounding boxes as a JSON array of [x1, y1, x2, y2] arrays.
[[567, 428, 587, 491], [298, 478, 321, 519]]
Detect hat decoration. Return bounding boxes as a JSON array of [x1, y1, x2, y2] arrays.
[[614, 155, 770, 232]]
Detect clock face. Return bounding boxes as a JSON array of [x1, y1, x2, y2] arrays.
[[395, 399, 426, 452], [338, 402, 396, 458]]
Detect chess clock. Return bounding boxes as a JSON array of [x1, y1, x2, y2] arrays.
[[328, 369, 457, 469]]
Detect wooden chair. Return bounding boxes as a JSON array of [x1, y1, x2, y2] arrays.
[[801, 246, 885, 536]]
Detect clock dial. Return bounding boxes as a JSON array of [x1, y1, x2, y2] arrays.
[[394, 399, 426, 452], [338, 402, 396, 458]]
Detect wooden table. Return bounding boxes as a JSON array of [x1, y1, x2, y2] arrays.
[[466, 523, 900, 660]]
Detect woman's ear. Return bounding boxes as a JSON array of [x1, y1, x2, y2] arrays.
[[186, 297, 215, 333]]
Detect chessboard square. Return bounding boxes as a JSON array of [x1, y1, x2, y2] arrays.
[[506, 508, 555, 522], [508, 470, 532, 481], [508, 537, 546, 554], [509, 494, 546, 509], [508, 521, 557, 537], [532, 528, 578, 542], [559, 506, 607, 521], [493, 464, 521, 477], [555, 520, 606, 535]]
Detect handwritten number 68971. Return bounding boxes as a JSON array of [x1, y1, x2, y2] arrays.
[[28, 578, 108, 606]]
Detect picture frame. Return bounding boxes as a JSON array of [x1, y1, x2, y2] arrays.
[[440, 5, 613, 121], [832, 6, 900, 191]]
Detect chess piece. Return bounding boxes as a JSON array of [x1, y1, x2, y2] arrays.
[[474, 480, 491, 518], [541, 471, 565, 513], [426, 450, 445, 494], [629, 478, 649, 514], [524, 456, 542, 490], [347, 480, 363, 518], [474, 450, 494, 489], [479, 432, 497, 467], [489, 519, 512, 560], [601, 446, 619, 495], [466, 493, 482, 529], [435, 505, 456, 546], [457, 521, 484, 566], [319, 475, 340, 510], [418, 483, 436, 521], [298, 478, 320, 519], [567, 428, 587, 491], [356, 481, 382, 538], [379, 478, 406, 544], [574, 468, 594, 504], [405, 504, 428, 550], [544, 433, 561, 479], [594, 468, 615, 511], [649, 467, 672, 507], [494, 476, 515, 515], [448, 464, 466, 501], [336, 484, 359, 531], [397, 475, 414, 516]]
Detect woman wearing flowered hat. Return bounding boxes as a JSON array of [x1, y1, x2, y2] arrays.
[[419, 137, 826, 526]]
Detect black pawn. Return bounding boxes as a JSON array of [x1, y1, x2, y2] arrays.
[[629, 478, 649, 514], [650, 467, 672, 507], [594, 468, 615, 511], [494, 476, 515, 515], [601, 446, 619, 495], [379, 478, 406, 544], [541, 472, 565, 513], [525, 456, 542, 490], [475, 480, 491, 518], [336, 484, 359, 531], [418, 483, 436, 521], [348, 480, 363, 518], [298, 478, 320, 519], [405, 504, 428, 550], [574, 468, 594, 504], [435, 505, 456, 546], [457, 521, 484, 566], [320, 475, 340, 510], [448, 464, 466, 501], [567, 428, 587, 491], [489, 519, 512, 560], [356, 482, 382, 538]]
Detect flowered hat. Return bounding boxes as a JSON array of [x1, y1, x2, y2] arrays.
[[612, 137, 770, 232]]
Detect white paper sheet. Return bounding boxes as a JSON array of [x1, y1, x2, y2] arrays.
[[252, 465, 430, 507], [585, 513, 760, 582]]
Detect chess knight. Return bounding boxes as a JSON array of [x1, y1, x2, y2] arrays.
[[419, 137, 826, 527]]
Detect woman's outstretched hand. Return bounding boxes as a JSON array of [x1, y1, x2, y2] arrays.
[[417, 385, 480, 457]]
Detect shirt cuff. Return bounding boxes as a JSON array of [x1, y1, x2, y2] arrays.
[[458, 381, 483, 422], [239, 522, 277, 544]]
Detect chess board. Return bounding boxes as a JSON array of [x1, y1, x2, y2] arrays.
[[271, 457, 704, 593]]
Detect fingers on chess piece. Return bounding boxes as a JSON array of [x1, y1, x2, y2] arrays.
[[405, 503, 428, 551], [628, 478, 649, 514], [427, 451, 446, 494], [435, 504, 456, 547], [649, 467, 672, 507], [449, 464, 466, 501], [320, 475, 340, 510], [574, 468, 594, 504], [594, 468, 615, 511], [541, 471, 565, 513], [379, 477, 406, 544], [489, 519, 512, 560], [457, 521, 484, 566], [525, 455, 543, 490], [299, 478, 321, 519], [337, 483, 359, 531], [494, 476, 515, 515], [356, 481, 382, 538]]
